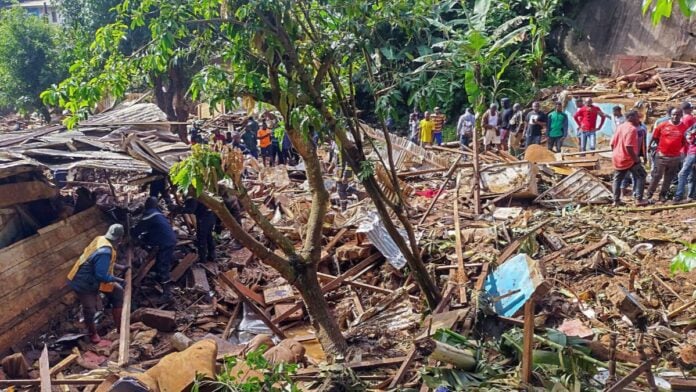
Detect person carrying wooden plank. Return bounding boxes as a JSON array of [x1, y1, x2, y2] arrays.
[[66, 224, 128, 343], [133, 197, 178, 302]]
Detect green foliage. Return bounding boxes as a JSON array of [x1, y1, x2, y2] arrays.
[[0, 7, 71, 120], [192, 346, 299, 392], [357, 160, 376, 182], [670, 241, 696, 274], [643, 0, 696, 25], [170, 144, 224, 197]]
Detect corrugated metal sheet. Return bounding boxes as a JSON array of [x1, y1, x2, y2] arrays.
[[534, 169, 612, 206]]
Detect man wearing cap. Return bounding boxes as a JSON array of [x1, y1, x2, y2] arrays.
[[67, 224, 127, 343], [133, 197, 177, 302], [431, 107, 447, 146]]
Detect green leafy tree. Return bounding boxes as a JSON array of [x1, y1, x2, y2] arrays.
[[0, 7, 71, 121], [643, 0, 696, 25], [46, 0, 446, 355]]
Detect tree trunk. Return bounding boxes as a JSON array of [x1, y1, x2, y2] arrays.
[[197, 193, 349, 356], [293, 261, 349, 357]]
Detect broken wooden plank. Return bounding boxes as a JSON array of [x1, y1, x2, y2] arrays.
[[0, 181, 57, 208], [669, 378, 696, 391], [496, 219, 550, 264], [316, 272, 419, 301], [604, 361, 652, 392], [453, 173, 468, 305], [218, 273, 285, 339], [39, 345, 51, 392], [388, 348, 419, 389], [118, 243, 133, 367], [272, 253, 381, 324], [131, 308, 177, 332], [49, 352, 79, 376], [189, 266, 211, 293], [575, 237, 609, 259], [170, 253, 198, 282], [132, 251, 157, 288], [273, 303, 304, 321], [222, 302, 242, 340], [320, 228, 348, 262], [0, 379, 105, 387], [294, 356, 407, 376], [521, 298, 535, 385], [418, 155, 463, 225], [224, 272, 266, 306], [263, 284, 295, 305]]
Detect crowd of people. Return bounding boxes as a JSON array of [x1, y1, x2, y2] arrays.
[[407, 98, 696, 207], [189, 116, 297, 167]]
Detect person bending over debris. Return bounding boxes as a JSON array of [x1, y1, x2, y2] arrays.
[[133, 197, 178, 302], [610, 111, 648, 207], [647, 108, 687, 202], [149, 171, 173, 206], [181, 197, 217, 262], [573, 97, 607, 153], [67, 224, 127, 343], [73, 187, 96, 214]]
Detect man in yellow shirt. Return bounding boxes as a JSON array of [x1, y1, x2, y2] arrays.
[[420, 112, 435, 146]]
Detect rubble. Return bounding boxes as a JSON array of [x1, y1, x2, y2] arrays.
[[2, 94, 696, 391]]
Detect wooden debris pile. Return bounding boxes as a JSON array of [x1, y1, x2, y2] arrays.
[[2, 123, 696, 391]]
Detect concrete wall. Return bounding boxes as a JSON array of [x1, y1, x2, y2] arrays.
[[555, 0, 696, 74]]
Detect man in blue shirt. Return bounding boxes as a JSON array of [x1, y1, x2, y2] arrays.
[[67, 224, 127, 343], [133, 197, 178, 302]]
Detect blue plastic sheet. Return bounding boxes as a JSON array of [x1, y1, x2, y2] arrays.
[[483, 253, 545, 317]]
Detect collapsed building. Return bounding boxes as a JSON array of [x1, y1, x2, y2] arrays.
[[0, 69, 696, 391]]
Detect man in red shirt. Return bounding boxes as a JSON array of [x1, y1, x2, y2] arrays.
[[675, 102, 696, 202], [647, 108, 687, 202], [573, 97, 607, 153], [611, 111, 647, 206]]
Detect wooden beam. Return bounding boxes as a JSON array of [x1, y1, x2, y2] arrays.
[[418, 155, 463, 225], [272, 253, 382, 324], [118, 241, 133, 367], [0, 181, 57, 208], [49, 352, 79, 376], [170, 253, 198, 282], [218, 273, 286, 339], [453, 173, 468, 304], [521, 298, 535, 385], [316, 273, 419, 301], [222, 302, 242, 340], [0, 379, 105, 387], [472, 126, 481, 215], [320, 228, 348, 263], [39, 345, 51, 392], [132, 250, 157, 287], [605, 361, 652, 392]]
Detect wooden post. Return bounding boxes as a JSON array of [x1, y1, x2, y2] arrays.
[[118, 214, 133, 367], [521, 298, 535, 385], [39, 345, 51, 392], [453, 173, 468, 304], [472, 125, 482, 215], [418, 155, 463, 225]]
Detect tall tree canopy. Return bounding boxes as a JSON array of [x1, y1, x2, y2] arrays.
[[0, 7, 71, 121]]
